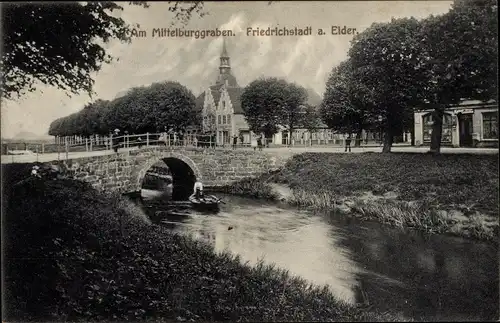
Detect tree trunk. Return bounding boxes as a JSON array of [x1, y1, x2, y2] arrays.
[[382, 128, 394, 153], [429, 106, 445, 154], [354, 129, 362, 147], [410, 126, 415, 146], [289, 127, 294, 146]]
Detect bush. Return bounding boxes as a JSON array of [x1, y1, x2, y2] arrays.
[[215, 177, 279, 200]]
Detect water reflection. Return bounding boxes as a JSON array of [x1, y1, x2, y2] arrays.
[[331, 217, 499, 321], [140, 192, 498, 321]]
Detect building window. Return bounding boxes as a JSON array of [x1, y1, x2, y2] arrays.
[[223, 101, 226, 109], [422, 112, 453, 143], [223, 115, 227, 124], [483, 112, 498, 139], [227, 114, 231, 124], [218, 115, 221, 124]]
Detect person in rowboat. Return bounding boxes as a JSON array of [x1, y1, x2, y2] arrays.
[[31, 165, 41, 178], [193, 181, 204, 199]]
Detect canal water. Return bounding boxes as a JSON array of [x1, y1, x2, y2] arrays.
[[139, 189, 499, 321]]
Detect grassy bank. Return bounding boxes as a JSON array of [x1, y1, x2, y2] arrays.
[[2, 170, 401, 321], [220, 153, 499, 242]]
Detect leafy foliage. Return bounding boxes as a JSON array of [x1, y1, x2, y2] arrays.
[[320, 60, 376, 134], [325, 0, 497, 154], [48, 82, 196, 136], [418, 0, 498, 152], [0, 2, 206, 100], [302, 105, 322, 133], [147, 81, 198, 132], [281, 82, 309, 139], [348, 17, 423, 152], [241, 77, 309, 139]]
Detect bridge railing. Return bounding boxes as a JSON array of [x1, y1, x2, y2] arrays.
[[2, 132, 238, 162]]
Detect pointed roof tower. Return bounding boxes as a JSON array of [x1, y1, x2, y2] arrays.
[[221, 37, 229, 58], [215, 37, 238, 87]]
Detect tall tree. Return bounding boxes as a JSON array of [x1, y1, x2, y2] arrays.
[[145, 81, 197, 133], [241, 78, 284, 139], [1, 2, 204, 100], [48, 118, 64, 137], [320, 59, 376, 145], [348, 17, 424, 152], [241, 77, 308, 141], [76, 99, 111, 137], [419, 0, 498, 154], [282, 83, 308, 145], [302, 105, 321, 135]]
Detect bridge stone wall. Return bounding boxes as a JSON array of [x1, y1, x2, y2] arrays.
[[54, 147, 291, 194]]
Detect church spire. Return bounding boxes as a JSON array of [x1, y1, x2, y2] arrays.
[[219, 37, 230, 75], [215, 37, 238, 87], [221, 37, 229, 58]]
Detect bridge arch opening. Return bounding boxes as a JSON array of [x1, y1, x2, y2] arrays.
[[138, 153, 201, 201], [162, 157, 197, 200]]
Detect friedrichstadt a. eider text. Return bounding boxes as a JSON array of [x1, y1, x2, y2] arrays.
[[128, 26, 358, 38]]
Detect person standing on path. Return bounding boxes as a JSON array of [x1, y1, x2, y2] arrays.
[[257, 136, 263, 151], [345, 134, 352, 152], [112, 129, 120, 153], [232, 135, 238, 150], [251, 136, 257, 151]]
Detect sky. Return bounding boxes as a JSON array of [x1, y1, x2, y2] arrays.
[[1, 1, 454, 138]]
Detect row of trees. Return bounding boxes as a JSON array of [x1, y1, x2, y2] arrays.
[[233, 0, 497, 153], [49, 76, 321, 140], [321, 0, 497, 153], [48, 82, 199, 137]]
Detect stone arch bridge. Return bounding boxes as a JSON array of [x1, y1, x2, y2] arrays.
[[53, 147, 291, 194]]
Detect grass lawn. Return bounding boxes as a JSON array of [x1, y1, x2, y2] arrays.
[[2, 169, 402, 322], [221, 152, 499, 241]]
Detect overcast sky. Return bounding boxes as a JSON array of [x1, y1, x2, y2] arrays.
[[1, 1, 453, 138]]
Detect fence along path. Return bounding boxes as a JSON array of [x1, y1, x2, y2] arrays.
[[3, 131, 369, 157], [2, 133, 233, 163]]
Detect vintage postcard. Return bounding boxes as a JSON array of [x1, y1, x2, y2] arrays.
[[1, 1, 498, 322]]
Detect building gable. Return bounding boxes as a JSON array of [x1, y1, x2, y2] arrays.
[[226, 87, 243, 114]]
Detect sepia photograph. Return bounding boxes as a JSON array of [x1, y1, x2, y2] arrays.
[[1, 0, 498, 322]]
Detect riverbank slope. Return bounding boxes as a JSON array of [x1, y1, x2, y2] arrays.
[[2, 165, 401, 322], [217, 153, 499, 242]]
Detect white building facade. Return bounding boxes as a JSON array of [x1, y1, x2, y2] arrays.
[[414, 100, 498, 147]]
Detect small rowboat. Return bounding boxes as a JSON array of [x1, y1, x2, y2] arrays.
[[188, 194, 222, 212]]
